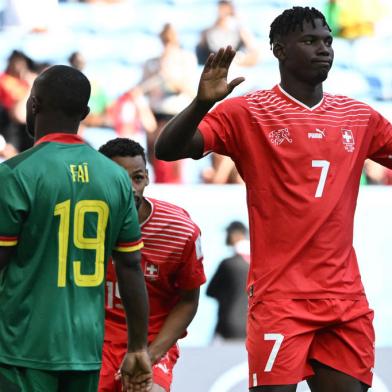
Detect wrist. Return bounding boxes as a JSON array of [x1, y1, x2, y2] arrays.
[[193, 97, 215, 112]]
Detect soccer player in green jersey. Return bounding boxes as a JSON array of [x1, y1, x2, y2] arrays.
[[0, 65, 152, 392]]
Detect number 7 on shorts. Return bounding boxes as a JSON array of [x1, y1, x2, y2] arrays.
[[264, 333, 284, 372]]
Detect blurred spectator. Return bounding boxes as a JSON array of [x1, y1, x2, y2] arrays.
[[0, 134, 18, 162], [108, 86, 157, 151], [139, 22, 198, 183], [207, 221, 250, 341], [324, 0, 384, 39], [202, 153, 244, 184], [0, 50, 37, 152], [196, 0, 260, 67], [2, 0, 58, 33], [68, 51, 111, 131]]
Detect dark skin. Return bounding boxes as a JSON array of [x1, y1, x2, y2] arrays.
[[111, 154, 200, 392], [155, 18, 367, 392], [1, 68, 152, 392]]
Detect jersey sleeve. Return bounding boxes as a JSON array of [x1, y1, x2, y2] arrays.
[[113, 184, 143, 253], [367, 108, 392, 169], [0, 165, 28, 247], [175, 228, 206, 290], [198, 97, 241, 156]]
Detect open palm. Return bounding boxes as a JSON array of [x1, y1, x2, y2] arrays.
[[197, 46, 245, 103]]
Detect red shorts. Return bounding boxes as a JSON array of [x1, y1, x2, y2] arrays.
[[98, 341, 179, 392], [246, 298, 375, 388]]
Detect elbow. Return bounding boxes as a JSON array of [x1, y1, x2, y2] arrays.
[[154, 140, 174, 161]]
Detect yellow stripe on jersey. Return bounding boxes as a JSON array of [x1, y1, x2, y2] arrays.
[[0, 236, 18, 246], [114, 240, 144, 253]]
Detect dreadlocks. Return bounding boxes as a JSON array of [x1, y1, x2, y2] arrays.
[[269, 6, 330, 48]]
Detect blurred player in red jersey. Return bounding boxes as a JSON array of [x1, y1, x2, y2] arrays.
[[155, 6, 392, 392], [98, 138, 206, 392]]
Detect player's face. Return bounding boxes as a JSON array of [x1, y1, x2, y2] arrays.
[[280, 18, 334, 85], [111, 155, 149, 210]]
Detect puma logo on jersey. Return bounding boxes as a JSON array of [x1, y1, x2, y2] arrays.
[[269, 128, 292, 145], [308, 128, 325, 139]]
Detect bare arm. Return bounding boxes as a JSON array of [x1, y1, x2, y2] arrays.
[[148, 288, 200, 364], [112, 250, 152, 391], [0, 247, 14, 271], [155, 46, 245, 161]]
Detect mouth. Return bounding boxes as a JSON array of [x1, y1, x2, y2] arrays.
[[312, 59, 332, 67], [133, 195, 142, 209]]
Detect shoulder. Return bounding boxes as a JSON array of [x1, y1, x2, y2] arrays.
[[323, 92, 372, 111], [147, 197, 200, 235], [221, 88, 275, 108], [1, 143, 50, 171]]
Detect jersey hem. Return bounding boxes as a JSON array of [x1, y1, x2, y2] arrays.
[[0, 355, 101, 371]]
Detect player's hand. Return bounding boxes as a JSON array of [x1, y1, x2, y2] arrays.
[[197, 46, 245, 104], [120, 350, 153, 392]]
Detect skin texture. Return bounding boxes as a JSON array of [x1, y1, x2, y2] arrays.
[[154, 17, 368, 392], [111, 152, 200, 392]]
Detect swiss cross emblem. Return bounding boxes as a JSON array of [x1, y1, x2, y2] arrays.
[[144, 263, 159, 280], [269, 128, 292, 146], [341, 129, 355, 152]]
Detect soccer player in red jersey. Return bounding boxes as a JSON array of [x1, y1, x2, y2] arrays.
[[155, 6, 392, 392], [98, 138, 206, 392]]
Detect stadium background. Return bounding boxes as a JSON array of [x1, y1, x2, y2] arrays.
[[1, 0, 391, 390]]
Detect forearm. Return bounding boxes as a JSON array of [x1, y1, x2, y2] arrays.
[[155, 98, 212, 161], [114, 253, 149, 352], [0, 247, 14, 271], [148, 297, 199, 363]]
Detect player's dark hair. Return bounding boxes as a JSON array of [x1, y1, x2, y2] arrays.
[[226, 221, 248, 235], [269, 6, 330, 47], [99, 138, 147, 164], [35, 65, 90, 117]]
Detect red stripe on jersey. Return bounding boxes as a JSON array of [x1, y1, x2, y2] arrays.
[[114, 239, 143, 252], [199, 84, 392, 301], [0, 235, 18, 246], [104, 197, 205, 343], [35, 133, 85, 145]]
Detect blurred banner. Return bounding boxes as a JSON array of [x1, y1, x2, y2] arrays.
[[146, 184, 392, 348]]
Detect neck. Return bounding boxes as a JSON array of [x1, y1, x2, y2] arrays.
[[34, 114, 80, 142], [279, 75, 324, 108], [138, 197, 152, 224]]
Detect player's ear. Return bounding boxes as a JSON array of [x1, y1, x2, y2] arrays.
[[145, 169, 150, 186], [273, 41, 286, 61], [80, 106, 90, 121], [31, 96, 40, 114]]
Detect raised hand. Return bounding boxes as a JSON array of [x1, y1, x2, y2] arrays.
[[197, 46, 245, 104], [120, 350, 153, 392]]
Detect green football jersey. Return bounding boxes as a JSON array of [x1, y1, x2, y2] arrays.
[[0, 133, 142, 371]]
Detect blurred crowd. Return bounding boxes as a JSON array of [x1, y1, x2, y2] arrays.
[[0, 0, 391, 184]]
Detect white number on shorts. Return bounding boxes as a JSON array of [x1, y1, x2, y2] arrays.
[[264, 333, 284, 372], [312, 160, 330, 198]]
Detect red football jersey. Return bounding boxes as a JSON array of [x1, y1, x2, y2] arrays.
[[199, 84, 392, 300], [104, 197, 205, 343]]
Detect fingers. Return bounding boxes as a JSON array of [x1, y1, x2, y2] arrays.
[[228, 76, 246, 93], [122, 377, 153, 392], [204, 46, 237, 71]]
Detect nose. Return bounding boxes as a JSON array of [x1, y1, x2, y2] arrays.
[[317, 41, 331, 56]]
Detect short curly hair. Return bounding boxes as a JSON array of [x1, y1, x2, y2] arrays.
[[98, 138, 147, 164]]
